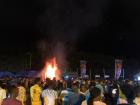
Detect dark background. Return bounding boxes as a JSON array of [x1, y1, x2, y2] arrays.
[[0, 0, 140, 56], [0, 0, 140, 77]]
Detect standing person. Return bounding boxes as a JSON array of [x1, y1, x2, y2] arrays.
[[16, 81, 26, 105], [80, 84, 87, 95], [0, 82, 7, 105], [2, 86, 22, 105], [95, 80, 105, 98], [69, 82, 85, 105], [111, 81, 119, 105], [121, 80, 135, 104], [80, 84, 87, 105], [42, 79, 58, 105], [59, 80, 73, 105], [133, 86, 140, 105], [30, 78, 42, 105], [88, 87, 106, 105]]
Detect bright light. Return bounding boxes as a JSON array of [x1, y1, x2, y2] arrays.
[[138, 76, 140, 81], [43, 58, 60, 80], [45, 64, 57, 80], [65, 75, 69, 79]]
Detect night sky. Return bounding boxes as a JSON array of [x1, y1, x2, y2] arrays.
[[1, 0, 140, 58]]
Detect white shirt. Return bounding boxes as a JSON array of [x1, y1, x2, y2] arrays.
[[42, 89, 58, 105], [0, 87, 6, 104]]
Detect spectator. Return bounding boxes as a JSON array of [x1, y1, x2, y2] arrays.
[[0, 82, 6, 105], [2, 86, 22, 105], [80, 84, 87, 95], [111, 81, 119, 105], [16, 81, 26, 105], [59, 80, 73, 105], [42, 79, 58, 105], [118, 87, 128, 104], [68, 82, 85, 105], [121, 80, 135, 104], [88, 87, 106, 105], [133, 86, 140, 105], [30, 78, 42, 105]]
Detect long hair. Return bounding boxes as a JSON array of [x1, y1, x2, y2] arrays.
[[11, 86, 19, 98], [87, 87, 101, 105]]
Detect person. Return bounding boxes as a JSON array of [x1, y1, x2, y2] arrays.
[[16, 81, 26, 105], [68, 82, 85, 105], [88, 87, 106, 105], [118, 87, 128, 104], [80, 84, 87, 95], [60, 80, 84, 105], [79, 84, 88, 105], [42, 79, 58, 105], [95, 80, 105, 99], [2, 86, 22, 105], [0, 82, 7, 105], [133, 86, 140, 105], [121, 80, 135, 104], [30, 78, 42, 105], [111, 81, 119, 105], [59, 80, 73, 105]]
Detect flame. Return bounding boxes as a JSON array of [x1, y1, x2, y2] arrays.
[[43, 57, 60, 80]]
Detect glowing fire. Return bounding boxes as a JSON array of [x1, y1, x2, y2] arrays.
[[43, 57, 60, 80]]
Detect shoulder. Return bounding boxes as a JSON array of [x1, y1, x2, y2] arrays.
[[93, 101, 106, 105], [2, 99, 22, 105]]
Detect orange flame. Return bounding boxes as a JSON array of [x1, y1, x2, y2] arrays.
[[43, 57, 60, 80]]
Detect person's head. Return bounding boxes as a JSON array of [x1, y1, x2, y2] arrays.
[[112, 81, 119, 89], [17, 80, 24, 87], [1, 83, 7, 90], [134, 86, 140, 105], [135, 86, 140, 97], [90, 87, 101, 99], [47, 79, 55, 89], [125, 79, 133, 85], [80, 84, 87, 93], [11, 86, 19, 98], [72, 82, 79, 93], [66, 80, 72, 89], [34, 78, 41, 85], [0, 80, 7, 90], [0, 80, 3, 88], [88, 87, 102, 105], [56, 81, 63, 90]]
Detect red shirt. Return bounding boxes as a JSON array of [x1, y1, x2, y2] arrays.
[[2, 99, 22, 105]]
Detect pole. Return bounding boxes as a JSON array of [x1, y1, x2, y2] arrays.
[[103, 68, 105, 79], [123, 69, 124, 80], [29, 53, 32, 70], [90, 69, 92, 79], [27, 52, 32, 70]]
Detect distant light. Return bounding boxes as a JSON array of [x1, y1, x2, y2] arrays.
[[65, 75, 69, 79], [104, 75, 110, 78], [134, 78, 137, 81], [95, 75, 100, 78], [138, 76, 140, 81]]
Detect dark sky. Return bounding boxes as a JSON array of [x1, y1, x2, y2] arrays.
[[0, 0, 140, 58]]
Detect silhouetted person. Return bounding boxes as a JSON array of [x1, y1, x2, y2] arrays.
[[2, 86, 22, 105]]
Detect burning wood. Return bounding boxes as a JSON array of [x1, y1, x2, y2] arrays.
[[42, 57, 61, 80]]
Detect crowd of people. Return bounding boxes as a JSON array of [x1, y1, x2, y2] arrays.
[[0, 76, 139, 105]]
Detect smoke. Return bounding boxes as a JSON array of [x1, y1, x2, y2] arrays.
[[38, 39, 69, 69], [37, 0, 110, 69]]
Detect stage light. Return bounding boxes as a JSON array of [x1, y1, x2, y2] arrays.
[[65, 75, 69, 79], [138, 76, 140, 81]]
